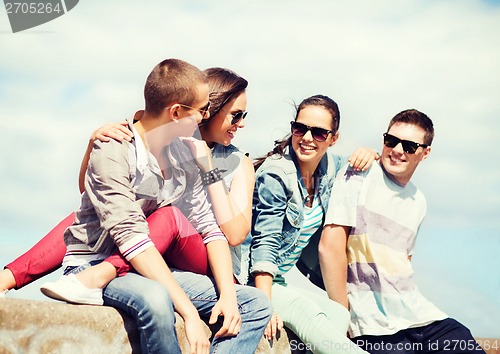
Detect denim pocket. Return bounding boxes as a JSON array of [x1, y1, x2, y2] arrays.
[[284, 202, 302, 228]]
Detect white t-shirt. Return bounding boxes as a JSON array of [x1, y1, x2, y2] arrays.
[[325, 162, 447, 337]]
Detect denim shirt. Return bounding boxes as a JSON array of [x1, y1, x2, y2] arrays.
[[244, 146, 346, 284]]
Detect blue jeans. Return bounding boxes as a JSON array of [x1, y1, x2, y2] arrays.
[[172, 270, 272, 353], [102, 270, 272, 354], [63, 264, 173, 353], [103, 273, 180, 354]]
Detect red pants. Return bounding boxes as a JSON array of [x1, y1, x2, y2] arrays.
[[6, 206, 209, 289]]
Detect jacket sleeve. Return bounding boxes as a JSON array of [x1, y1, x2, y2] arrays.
[[85, 139, 154, 260], [249, 168, 289, 277]]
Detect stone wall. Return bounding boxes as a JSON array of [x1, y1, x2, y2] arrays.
[[0, 298, 291, 354], [1, 298, 497, 354]]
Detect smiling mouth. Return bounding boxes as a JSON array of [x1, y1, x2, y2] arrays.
[[388, 153, 405, 164], [226, 130, 236, 139], [299, 143, 315, 151]]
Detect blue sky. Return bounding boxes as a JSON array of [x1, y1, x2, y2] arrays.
[[1, 0, 499, 338]]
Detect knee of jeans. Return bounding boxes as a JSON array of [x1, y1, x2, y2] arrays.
[[137, 284, 175, 322], [288, 295, 349, 329], [242, 286, 273, 318]]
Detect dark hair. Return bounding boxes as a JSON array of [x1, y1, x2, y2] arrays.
[[144, 58, 207, 116], [200, 67, 248, 126], [254, 94, 340, 170], [387, 109, 434, 146]]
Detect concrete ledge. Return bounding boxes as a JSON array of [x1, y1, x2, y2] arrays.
[[0, 298, 291, 353], [1, 298, 496, 354]]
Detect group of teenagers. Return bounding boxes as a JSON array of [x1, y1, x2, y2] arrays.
[[0, 58, 484, 354]]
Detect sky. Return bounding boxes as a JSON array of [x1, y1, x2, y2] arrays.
[[1, 0, 499, 338]]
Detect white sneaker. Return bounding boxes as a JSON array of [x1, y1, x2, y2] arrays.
[[40, 274, 103, 305]]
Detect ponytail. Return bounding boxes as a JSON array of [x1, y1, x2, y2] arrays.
[[253, 136, 291, 171]]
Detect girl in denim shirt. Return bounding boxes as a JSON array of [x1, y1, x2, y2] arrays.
[[248, 95, 375, 353]]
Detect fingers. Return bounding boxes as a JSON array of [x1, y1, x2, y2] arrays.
[[215, 313, 242, 338], [190, 338, 210, 354], [264, 321, 272, 340], [348, 149, 369, 171], [92, 123, 134, 143], [264, 313, 282, 340], [351, 155, 371, 171], [208, 308, 220, 325], [186, 319, 210, 354], [117, 123, 134, 140], [197, 338, 210, 354], [109, 123, 133, 141], [348, 148, 378, 171], [276, 315, 284, 331]]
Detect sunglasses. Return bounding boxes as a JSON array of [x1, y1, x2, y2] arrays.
[[179, 101, 211, 119], [290, 121, 333, 142], [383, 133, 428, 154], [229, 111, 248, 125]]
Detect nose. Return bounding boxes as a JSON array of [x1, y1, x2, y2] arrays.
[[392, 141, 405, 154], [237, 117, 246, 128], [302, 129, 314, 141]]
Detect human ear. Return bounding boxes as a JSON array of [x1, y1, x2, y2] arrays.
[[420, 146, 431, 161], [329, 132, 339, 147], [167, 104, 181, 122]]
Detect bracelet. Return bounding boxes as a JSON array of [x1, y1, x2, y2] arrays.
[[200, 168, 222, 186]]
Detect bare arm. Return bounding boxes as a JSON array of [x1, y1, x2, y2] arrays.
[[318, 224, 350, 309], [254, 272, 283, 340], [205, 156, 255, 246], [205, 240, 241, 337], [131, 248, 200, 318], [181, 138, 255, 246], [254, 272, 273, 301]]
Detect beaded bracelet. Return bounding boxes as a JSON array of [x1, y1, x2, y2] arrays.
[[200, 168, 222, 186]]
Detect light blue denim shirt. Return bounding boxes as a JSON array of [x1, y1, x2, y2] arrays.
[[244, 146, 346, 283]]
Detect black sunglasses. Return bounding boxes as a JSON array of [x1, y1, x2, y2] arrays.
[[229, 111, 248, 125], [383, 133, 428, 154], [290, 121, 333, 142]]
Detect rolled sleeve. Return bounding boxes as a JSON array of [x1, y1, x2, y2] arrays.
[[202, 228, 227, 244], [324, 165, 365, 227], [249, 169, 288, 278], [85, 139, 154, 257]]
